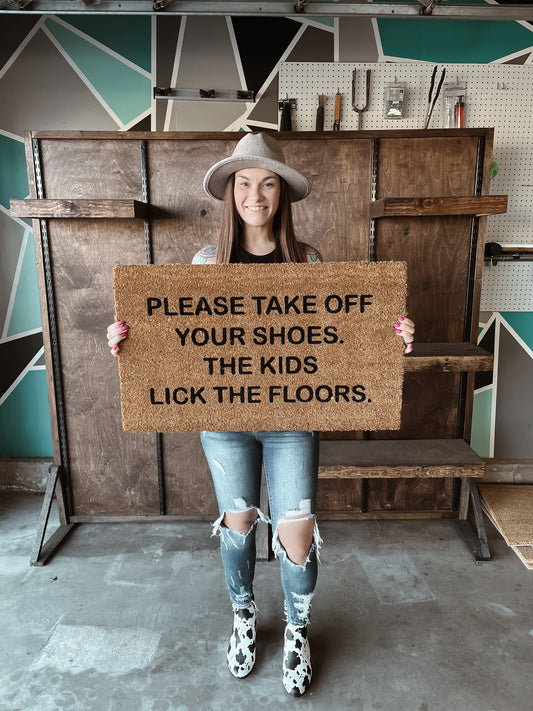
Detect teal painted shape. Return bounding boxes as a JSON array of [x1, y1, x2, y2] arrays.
[[45, 19, 151, 125], [470, 388, 492, 458], [311, 18, 335, 28], [57, 15, 151, 73], [7, 235, 42, 337], [310, 0, 335, 26], [0, 370, 53, 457], [377, 15, 533, 63], [501, 312, 533, 353], [0, 135, 28, 210]]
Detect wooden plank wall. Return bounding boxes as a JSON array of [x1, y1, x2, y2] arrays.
[[28, 130, 492, 520]]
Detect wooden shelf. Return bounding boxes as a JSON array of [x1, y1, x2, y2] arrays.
[[9, 199, 149, 219], [370, 195, 508, 218], [404, 342, 493, 372], [318, 438, 485, 479]]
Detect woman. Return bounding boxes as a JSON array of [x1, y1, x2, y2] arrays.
[[107, 132, 414, 697]]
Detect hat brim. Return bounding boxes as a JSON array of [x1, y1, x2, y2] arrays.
[[203, 155, 310, 203]]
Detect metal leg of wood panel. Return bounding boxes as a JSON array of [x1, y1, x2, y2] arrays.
[[30, 465, 75, 567], [455, 478, 491, 562]]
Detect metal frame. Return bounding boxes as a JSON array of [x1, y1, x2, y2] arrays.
[[456, 478, 490, 561], [30, 465, 75, 566], [1, 1, 533, 21]]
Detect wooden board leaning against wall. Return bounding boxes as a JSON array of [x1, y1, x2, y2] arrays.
[[21, 130, 498, 522]]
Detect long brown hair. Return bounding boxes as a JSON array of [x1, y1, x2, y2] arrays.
[[215, 174, 307, 264]]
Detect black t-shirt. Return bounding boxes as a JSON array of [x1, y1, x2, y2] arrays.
[[241, 249, 276, 264]]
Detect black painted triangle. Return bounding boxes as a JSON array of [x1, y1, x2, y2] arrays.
[[0, 332, 44, 398]]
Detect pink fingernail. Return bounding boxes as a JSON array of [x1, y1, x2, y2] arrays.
[[393, 322, 400, 328], [406, 343, 413, 353], [117, 320, 125, 326], [112, 345, 118, 352], [120, 333, 127, 339], [395, 329, 402, 334], [121, 326, 128, 332], [398, 317, 405, 322]]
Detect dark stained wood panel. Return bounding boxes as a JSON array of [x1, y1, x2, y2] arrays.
[[367, 478, 454, 512], [316, 478, 362, 514], [162, 433, 218, 517], [26, 129, 495, 521], [403, 343, 493, 372], [287, 137, 372, 262], [319, 438, 484, 478], [370, 195, 507, 218], [375, 216, 473, 343], [47, 219, 160, 515], [376, 136, 480, 198], [11, 199, 149, 219], [38, 139, 144, 201]]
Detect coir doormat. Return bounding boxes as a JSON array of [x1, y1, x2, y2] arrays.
[[113, 261, 406, 432], [479, 484, 533, 546]]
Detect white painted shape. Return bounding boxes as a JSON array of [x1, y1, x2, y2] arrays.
[[164, 16, 187, 132], [355, 543, 436, 605], [2, 229, 29, 340], [30, 623, 161, 675]]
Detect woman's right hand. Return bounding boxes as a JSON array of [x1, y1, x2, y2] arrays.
[[107, 317, 128, 357]]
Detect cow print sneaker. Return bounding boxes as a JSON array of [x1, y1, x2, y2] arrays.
[[282, 623, 312, 697], [227, 606, 257, 679]]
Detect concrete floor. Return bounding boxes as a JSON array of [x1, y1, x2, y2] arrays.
[[1, 492, 532, 711]]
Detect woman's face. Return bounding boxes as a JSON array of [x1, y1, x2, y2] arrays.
[[233, 168, 281, 230]]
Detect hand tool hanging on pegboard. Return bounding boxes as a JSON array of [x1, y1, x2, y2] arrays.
[[333, 89, 342, 130], [315, 94, 325, 131], [279, 95, 293, 131], [424, 66, 446, 129], [352, 69, 371, 130]]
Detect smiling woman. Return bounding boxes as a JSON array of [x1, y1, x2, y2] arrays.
[[106, 131, 414, 697]]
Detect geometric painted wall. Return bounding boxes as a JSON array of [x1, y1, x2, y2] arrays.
[[1, 11, 532, 458], [472, 312, 533, 458], [0, 15, 151, 456]]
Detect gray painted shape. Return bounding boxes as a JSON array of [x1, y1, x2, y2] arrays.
[[167, 100, 244, 131], [176, 16, 242, 89], [0, 211, 25, 335], [494, 325, 533, 458], [247, 75, 279, 126], [165, 16, 244, 131], [338, 18, 379, 63], [286, 26, 334, 63], [0, 29, 119, 134]]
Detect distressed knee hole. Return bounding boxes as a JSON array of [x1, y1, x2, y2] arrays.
[[212, 506, 270, 540], [274, 514, 322, 567]]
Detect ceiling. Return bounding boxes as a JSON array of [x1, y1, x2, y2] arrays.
[[1, 1, 533, 23]]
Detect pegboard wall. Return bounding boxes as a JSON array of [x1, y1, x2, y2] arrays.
[[280, 62, 533, 312]]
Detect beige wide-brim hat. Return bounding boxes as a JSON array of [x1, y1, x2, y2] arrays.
[[203, 132, 310, 203]]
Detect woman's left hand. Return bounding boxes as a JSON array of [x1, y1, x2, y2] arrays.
[[394, 317, 415, 354]]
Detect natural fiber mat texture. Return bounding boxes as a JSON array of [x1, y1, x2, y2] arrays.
[[114, 261, 406, 432], [479, 484, 533, 548], [513, 546, 533, 570]]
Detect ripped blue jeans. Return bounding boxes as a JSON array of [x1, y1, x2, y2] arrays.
[[201, 430, 320, 627]]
